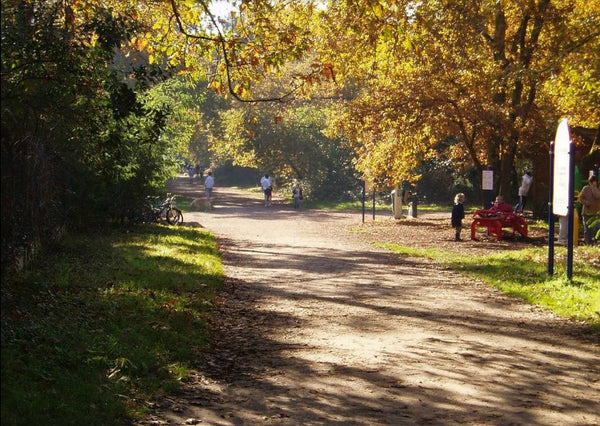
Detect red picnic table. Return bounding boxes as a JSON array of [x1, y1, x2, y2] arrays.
[[470, 210, 528, 241]]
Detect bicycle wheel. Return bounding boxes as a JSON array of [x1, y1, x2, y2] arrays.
[[166, 208, 183, 225], [141, 206, 157, 223]]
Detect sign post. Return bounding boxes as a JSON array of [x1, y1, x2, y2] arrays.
[[549, 118, 575, 280], [548, 142, 555, 275], [372, 184, 376, 220], [482, 169, 494, 209], [364, 180, 375, 220]]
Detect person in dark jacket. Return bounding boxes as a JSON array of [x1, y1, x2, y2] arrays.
[[292, 182, 303, 209], [451, 193, 465, 241]]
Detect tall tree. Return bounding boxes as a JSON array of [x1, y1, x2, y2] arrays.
[[1, 0, 181, 269], [312, 0, 599, 196], [213, 100, 357, 199]]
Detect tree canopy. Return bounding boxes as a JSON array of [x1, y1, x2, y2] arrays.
[[311, 0, 599, 195], [140, 0, 598, 194]]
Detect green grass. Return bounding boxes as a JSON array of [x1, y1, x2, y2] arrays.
[[378, 243, 600, 332], [173, 195, 193, 211], [1, 224, 223, 425], [300, 198, 487, 214]]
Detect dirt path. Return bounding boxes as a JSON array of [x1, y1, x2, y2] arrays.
[[142, 178, 599, 425]]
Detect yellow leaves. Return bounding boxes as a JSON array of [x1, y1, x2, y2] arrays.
[[133, 37, 148, 52], [349, 126, 425, 188], [209, 80, 224, 95], [232, 79, 251, 97], [233, 83, 251, 100], [372, 4, 384, 19]]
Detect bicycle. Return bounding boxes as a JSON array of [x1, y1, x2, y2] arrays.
[[141, 193, 183, 225]]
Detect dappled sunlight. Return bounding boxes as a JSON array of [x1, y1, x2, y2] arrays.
[[184, 268, 598, 425], [178, 235, 599, 425]]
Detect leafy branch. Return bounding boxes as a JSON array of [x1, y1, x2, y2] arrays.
[[168, 0, 322, 103]]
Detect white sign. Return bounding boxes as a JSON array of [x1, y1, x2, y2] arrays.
[[482, 170, 494, 191], [552, 118, 571, 217]]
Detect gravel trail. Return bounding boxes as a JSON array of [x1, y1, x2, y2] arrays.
[[140, 179, 599, 426]]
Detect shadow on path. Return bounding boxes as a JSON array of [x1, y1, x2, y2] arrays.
[[139, 177, 600, 426]]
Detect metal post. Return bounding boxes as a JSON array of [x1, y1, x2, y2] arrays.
[[548, 142, 555, 276], [566, 142, 575, 280], [361, 180, 366, 224], [372, 184, 376, 220]]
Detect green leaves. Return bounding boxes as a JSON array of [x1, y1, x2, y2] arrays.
[[1, 0, 190, 268]]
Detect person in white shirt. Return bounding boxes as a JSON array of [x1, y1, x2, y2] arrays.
[[204, 171, 214, 199], [260, 174, 273, 206], [514, 171, 532, 214]]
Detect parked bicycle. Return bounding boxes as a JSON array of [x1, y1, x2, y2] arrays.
[[141, 193, 183, 225]]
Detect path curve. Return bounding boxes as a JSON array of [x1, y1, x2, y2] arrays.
[[143, 179, 599, 425]]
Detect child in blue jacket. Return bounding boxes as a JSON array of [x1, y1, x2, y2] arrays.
[[451, 193, 465, 241]]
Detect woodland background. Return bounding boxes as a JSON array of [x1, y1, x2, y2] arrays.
[[2, 0, 599, 271]]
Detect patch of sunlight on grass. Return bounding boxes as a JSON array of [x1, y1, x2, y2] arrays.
[[2, 224, 224, 424], [381, 243, 600, 331]]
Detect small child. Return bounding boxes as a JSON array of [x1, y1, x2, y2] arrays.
[[451, 193, 465, 241]]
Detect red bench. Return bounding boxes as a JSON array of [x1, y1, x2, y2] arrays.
[[470, 210, 528, 241]]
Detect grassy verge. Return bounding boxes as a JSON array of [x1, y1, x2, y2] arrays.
[[1, 224, 223, 425], [378, 243, 600, 332], [174, 195, 193, 211]]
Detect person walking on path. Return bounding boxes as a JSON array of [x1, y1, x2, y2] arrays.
[[292, 182, 303, 209], [451, 193, 465, 241], [579, 174, 600, 245], [514, 171, 533, 214], [204, 171, 215, 199], [260, 174, 273, 207], [187, 164, 195, 183]]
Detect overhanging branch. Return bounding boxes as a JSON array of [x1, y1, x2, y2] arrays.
[[167, 0, 316, 103]]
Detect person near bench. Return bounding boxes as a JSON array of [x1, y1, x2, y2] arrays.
[[579, 174, 600, 245], [488, 195, 513, 214]]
